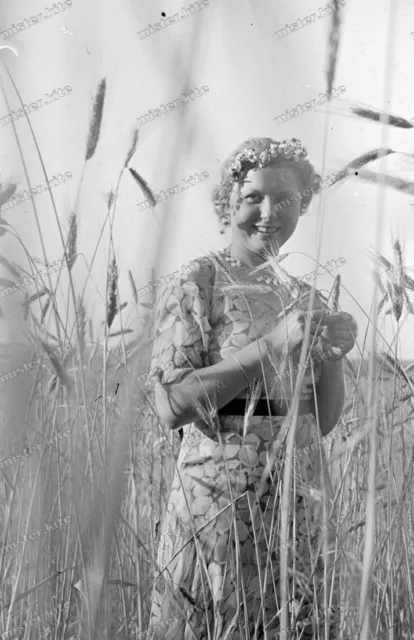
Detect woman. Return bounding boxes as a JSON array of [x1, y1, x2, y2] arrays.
[[145, 137, 358, 639]]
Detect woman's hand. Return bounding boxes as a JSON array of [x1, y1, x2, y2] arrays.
[[319, 311, 358, 361], [264, 308, 327, 356]]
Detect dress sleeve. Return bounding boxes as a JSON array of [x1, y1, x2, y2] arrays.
[[147, 257, 215, 386]]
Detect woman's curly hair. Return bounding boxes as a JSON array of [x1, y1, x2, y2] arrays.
[[212, 137, 321, 229]]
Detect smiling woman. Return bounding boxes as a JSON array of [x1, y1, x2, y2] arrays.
[[213, 137, 321, 239], [143, 137, 359, 638]]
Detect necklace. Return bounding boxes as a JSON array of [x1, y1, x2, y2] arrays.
[[220, 246, 242, 268], [218, 246, 281, 287]]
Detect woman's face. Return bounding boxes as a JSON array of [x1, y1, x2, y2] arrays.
[[228, 165, 302, 257]]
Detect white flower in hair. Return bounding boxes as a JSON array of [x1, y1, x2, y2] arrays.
[[228, 138, 309, 182], [245, 148, 258, 161]]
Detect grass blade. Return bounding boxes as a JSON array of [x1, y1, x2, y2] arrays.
[[330, 149, 395, 186], [66, 212, 78, 272], [0, 183, 17, 207], [106, 257, 119, 330], [351, 105, 413, 129], [356, 170, 414, 195], [129, 168, 156, 207], [124, 128, 139, 168], [85, 78, 106, 161], [326, 0, 342, 97]]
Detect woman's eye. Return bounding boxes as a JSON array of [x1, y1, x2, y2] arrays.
[[245, 194, 262, 203]]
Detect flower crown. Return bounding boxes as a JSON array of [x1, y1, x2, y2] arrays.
[[227, 138, 309, 182]]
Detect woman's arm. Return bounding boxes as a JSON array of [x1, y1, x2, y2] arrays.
[[313, 310, 358, 436], [154, 337, 274, 430], [314, 358, 345, 436], [154, 309, 326, 431]]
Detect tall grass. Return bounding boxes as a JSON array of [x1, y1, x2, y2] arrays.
[[0, 4, 414, 639], [2, 209, 414, 639]]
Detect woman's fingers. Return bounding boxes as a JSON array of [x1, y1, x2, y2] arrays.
[[320, 335, 347, 347], [327, 330, 353, 340], [326, 312, 358, 333], [300, 309, 327, 322], [300, 310, 327, 333], [274, 308, 331, 352]]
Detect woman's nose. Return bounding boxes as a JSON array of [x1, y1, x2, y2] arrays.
[[260, 198, 279, 220]]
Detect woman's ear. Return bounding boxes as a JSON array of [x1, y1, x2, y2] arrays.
[[229, 182, 243, 212]]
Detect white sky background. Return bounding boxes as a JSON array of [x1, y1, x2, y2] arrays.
[[0, 0, 414, 360]]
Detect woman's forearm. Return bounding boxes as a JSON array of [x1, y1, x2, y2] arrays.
[[315, 358, 345, 436], [154, 338, 275, 430]]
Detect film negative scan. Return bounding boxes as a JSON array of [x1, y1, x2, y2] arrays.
[[0, 1, 413, 638]]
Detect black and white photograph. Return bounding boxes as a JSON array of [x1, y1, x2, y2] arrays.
[[0, 0, 414, 638]]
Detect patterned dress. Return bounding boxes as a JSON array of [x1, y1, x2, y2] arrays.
[[145, 250, 341, 640]]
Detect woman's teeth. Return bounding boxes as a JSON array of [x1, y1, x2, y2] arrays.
[[254, 225, 278, 234]]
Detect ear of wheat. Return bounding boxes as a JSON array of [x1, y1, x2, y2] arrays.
[[85, 78, 106, 161], [129, 167, 156, 207], [106, 257, 119, 330]]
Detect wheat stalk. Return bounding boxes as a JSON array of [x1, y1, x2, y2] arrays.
[[77, 295, 87, 358], [85, 78, 106, 161], [106, 257, 119, 330], [350, 106, 413, 129], [128, 270, 138, 305], [129, 168, 156, 207], [326, 0, 342, 98], [66, 212, 78, 272], [124, 128, 139, 168]]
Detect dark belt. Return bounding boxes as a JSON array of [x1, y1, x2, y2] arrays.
[[218, 398, 314, 416]]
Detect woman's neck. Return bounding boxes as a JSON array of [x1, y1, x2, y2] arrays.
[[229, 242, 275, 269]]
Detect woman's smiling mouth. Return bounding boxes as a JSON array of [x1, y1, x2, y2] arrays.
[[253, 224, 280, 235]]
